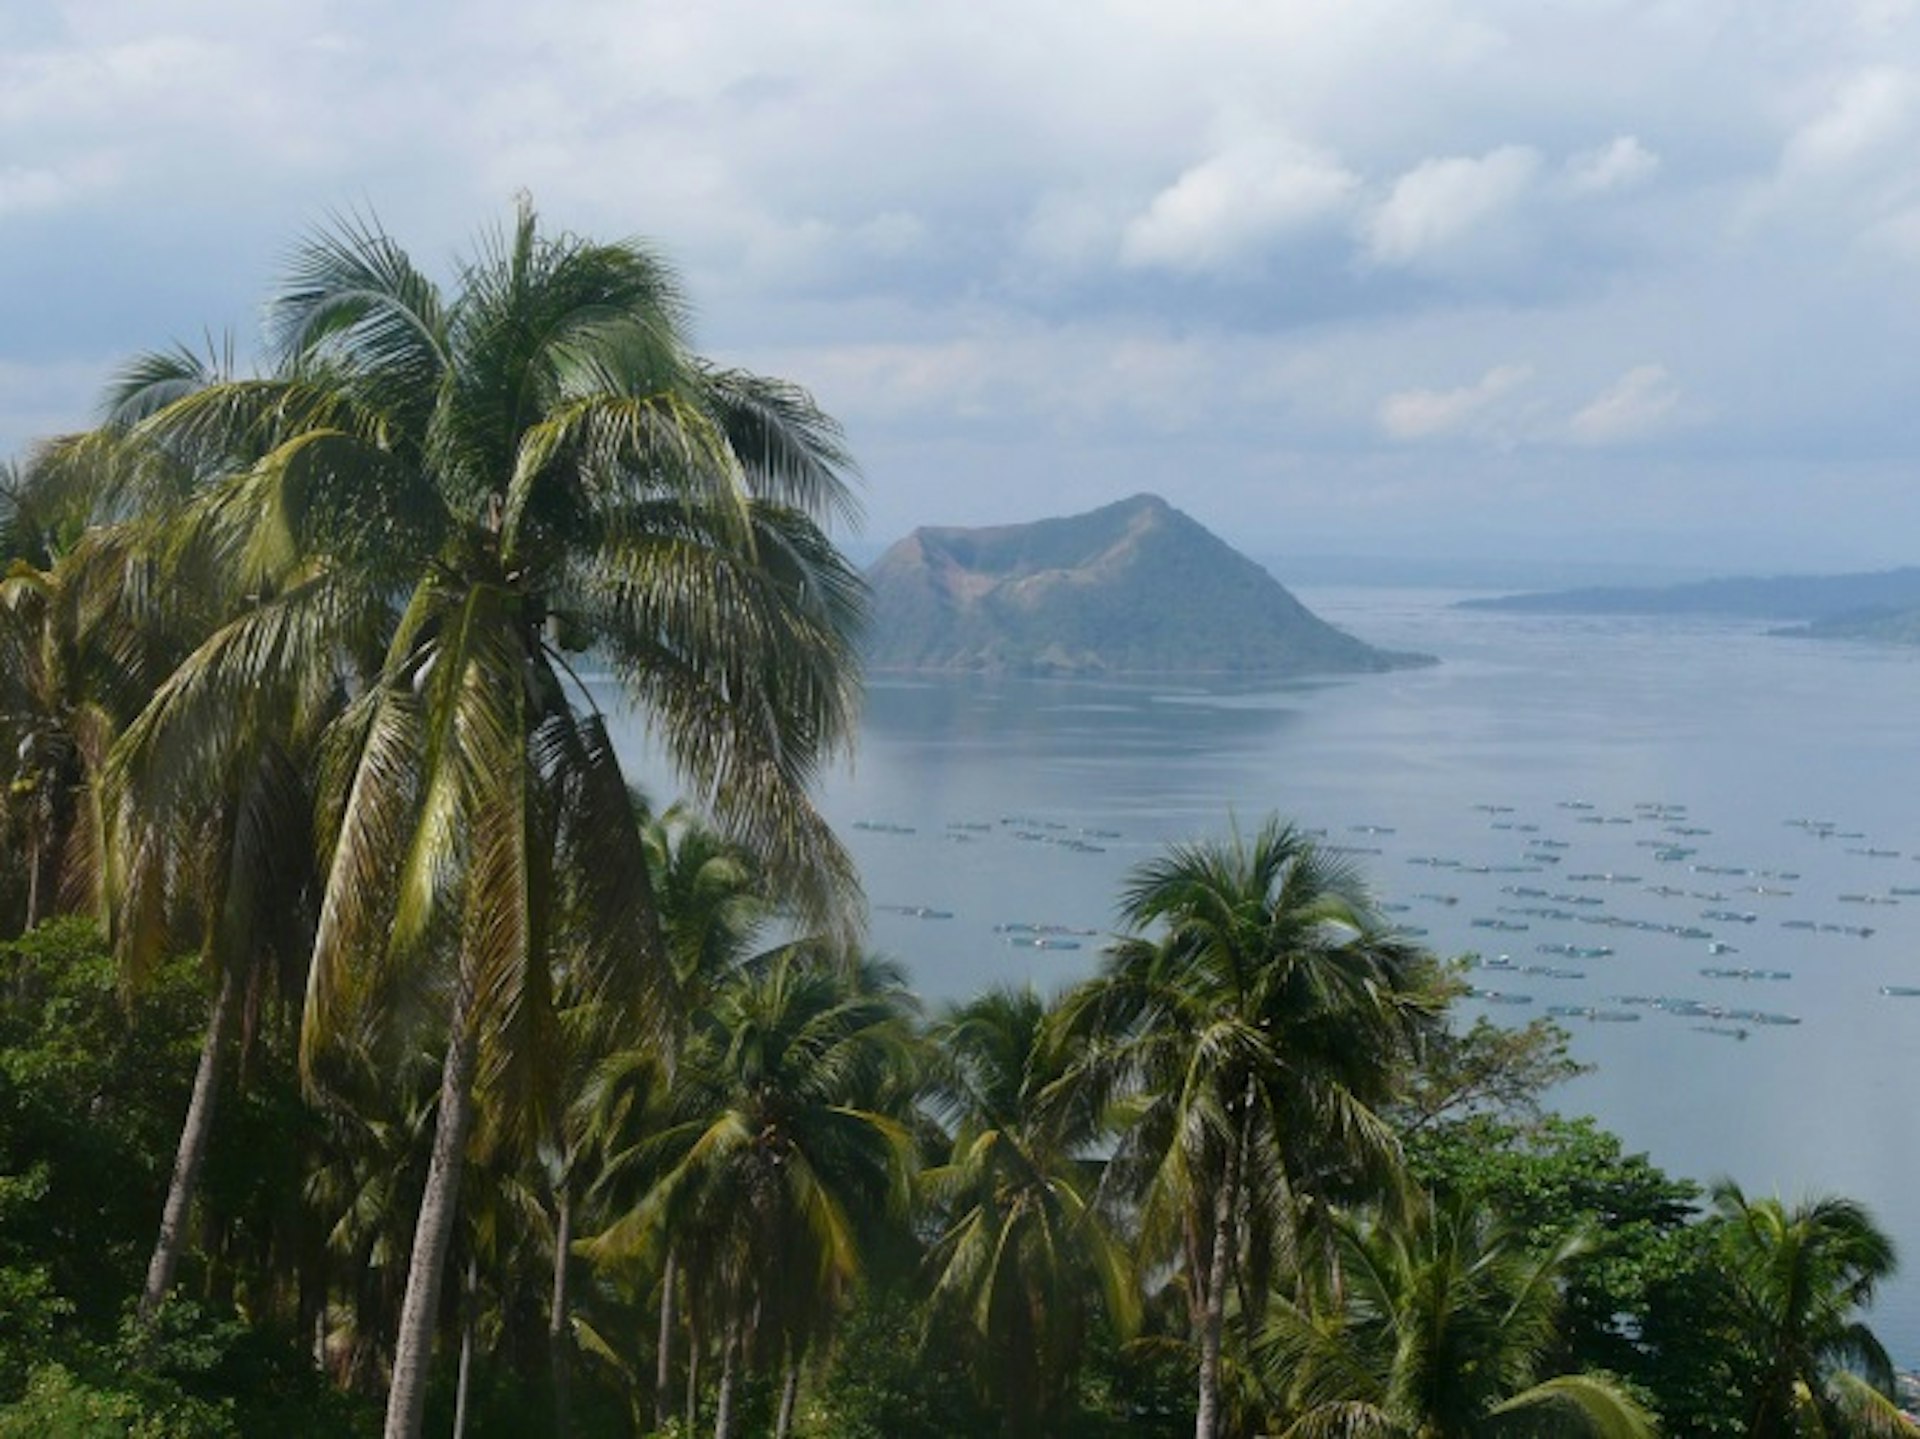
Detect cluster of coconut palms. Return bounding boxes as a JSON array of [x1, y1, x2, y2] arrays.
[[0, 207, 1912, 1439]]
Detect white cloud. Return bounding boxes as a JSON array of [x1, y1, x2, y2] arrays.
[[1569, 364, 1680, 444], [1363, 146, 1539, 266], [0, 165, 94, 217], [1781, 67, 1918, 177], [1120, 136, 1359, 273], [1378, 363, 1532, 440], [1564, 136, 1659, 196]]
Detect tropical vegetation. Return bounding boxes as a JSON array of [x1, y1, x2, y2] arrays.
[[0, 204, 1912, 1438]]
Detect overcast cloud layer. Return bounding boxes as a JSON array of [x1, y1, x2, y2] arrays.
[[7, 0, 1920, 571]]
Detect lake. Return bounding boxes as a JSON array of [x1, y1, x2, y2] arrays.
[[606, 585, 1920, 1361]]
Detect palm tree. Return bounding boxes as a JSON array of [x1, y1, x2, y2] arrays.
[[923, 985, 1138, 1437], [1709, 1181, 1917, 1439], [110, 201, 866, 1439], [532, 799, 770, 1438], [1258, 1193, 1655, 1439], [0, 449, 278, 1326], [1050, 817, 1445, 1439], [0, 455, 171, 936], [584, 947, 919, 1439], [622, 800, 770, 1428]]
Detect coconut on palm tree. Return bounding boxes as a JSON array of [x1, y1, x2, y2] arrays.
[[1050, 817, 1446, 1439], [108, 201, 866, 1439]]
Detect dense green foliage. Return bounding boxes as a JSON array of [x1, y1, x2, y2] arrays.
[[0, 873, 1914, 1435]]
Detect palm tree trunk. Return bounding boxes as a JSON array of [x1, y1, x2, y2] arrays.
[[453, 1258, 478, 1439], [713, 1318, 741, 1439], [685, 1304, 701, 1433], [655, 1250, 678, 1430], [22, 834, 40, 932], [383, 979, 480, 1439], [549, 1181, 574, 1439], [775, 1344, 801, 1439], [1193, 1135, 1243, 1439], [140, 966, 240, 1320]]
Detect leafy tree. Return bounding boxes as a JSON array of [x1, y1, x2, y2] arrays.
[[1392, 1005, 1587, 1137], [1406, 1113, 1701, 1380], [796, 1285, 993, 1439], [1051, 818, 1446, 1439]]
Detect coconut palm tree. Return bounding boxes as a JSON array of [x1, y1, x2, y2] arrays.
[[1258, 1193, 1655, 1439], [1709, 1181, 1917, 1439], [923, 985, 1138, 1436], [591, 800, 772, 1428], [584, 947, 919, 1439], [109, 201, 865, 1439], [0, 455, 172, 937], [1049, 817, 1445, 1439], [0, 445, 278, 1325]]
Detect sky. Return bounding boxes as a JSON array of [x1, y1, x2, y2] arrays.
[[6, 0, 1920, 573]]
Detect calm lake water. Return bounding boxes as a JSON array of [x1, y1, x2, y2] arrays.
[[607, 586, 1920, 1360]]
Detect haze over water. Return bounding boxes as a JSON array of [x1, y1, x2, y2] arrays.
[[606, 584, 1920, 1362]]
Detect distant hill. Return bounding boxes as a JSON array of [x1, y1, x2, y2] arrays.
[[1776, 606, 1920, 645], [1457, 567, 1920, 621], [864, 494, 1432, 676]]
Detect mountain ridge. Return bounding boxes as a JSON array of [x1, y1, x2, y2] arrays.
[[1456, 566, 1920, 620]]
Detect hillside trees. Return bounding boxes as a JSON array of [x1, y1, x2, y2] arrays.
[[97, 201, 867, 1439]]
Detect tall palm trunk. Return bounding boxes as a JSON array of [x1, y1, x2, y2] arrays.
[[713, 1318, 741, 1439], [775, 1346, 801, 1439], [384, 980, 479, 1439], [140, 966, 240, 1319], [549, 1182, 574, 1439], [685, 1303, 702, 1433], [656, 1250, 678, 1429], [22, 835, 39, 933], [1193, 1132, 1243, 1439], [453, 1258, 478, 1439]]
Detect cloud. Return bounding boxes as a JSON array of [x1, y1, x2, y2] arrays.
[[1120, 137, 1359, 273], [6, 0, 1920, 570], [1780, 67, 1917, 177], [1378, 363, 1532, 440], [1569, 364, 1680, 444], [1564, 136, 1659, 196], [0, 164, 99, 216], [1362, 146, 1539, 266]]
